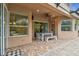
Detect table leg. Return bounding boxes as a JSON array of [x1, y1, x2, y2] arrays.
[[41, 34, 44, 41]]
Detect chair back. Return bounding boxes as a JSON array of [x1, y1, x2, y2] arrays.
[[50, 33, 53, 37]]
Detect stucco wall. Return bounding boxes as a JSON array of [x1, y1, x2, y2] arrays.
[[58, 31, 78, 40], [57, 18, 78, 40], [7, 4, 33, 48]]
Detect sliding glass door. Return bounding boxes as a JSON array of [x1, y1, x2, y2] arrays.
[[34, 22, 48, 38], [34, 22, 48, 33]]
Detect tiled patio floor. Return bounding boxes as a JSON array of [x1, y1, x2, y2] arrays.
[[43, 37, 79, 56], [7, 37, 79, 56]]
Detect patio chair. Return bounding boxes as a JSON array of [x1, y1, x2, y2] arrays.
[[44, 33, 57, 42], [36, 33, 42, 40], [36, 33, 45, 41]]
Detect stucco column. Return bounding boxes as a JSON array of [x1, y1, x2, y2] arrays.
[[54, 16, 62, 38], [28, 11, 33, 42], [72, 19, 75, 31]]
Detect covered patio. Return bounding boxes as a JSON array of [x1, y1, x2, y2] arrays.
[[6, 3, 73, 47], [6, 37, 73, 56], [5, 3, 78, 56]]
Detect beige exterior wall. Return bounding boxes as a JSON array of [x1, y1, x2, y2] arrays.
[[7, 5, 33, 48], [58, 31, 78, 40], [56, 17, 78, 40]]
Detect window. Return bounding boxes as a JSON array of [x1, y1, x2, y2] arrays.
[[10, 13, 29, 36], [61, 20, 72, 31]]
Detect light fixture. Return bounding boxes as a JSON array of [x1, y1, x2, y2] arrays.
[[45, 13, 49, 17], [13, 22, 16, 25], [36, 9, 40, 13]]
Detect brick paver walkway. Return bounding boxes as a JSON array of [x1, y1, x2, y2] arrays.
[[42, 37, 79, 56]]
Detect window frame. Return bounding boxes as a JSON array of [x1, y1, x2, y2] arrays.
[[61, 20, 72, 31], [9, 12, 29, 37]]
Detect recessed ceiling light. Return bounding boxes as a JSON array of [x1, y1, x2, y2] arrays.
[[36, 9, 40, 12]]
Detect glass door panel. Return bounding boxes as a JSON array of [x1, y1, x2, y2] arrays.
[[34, 22, 48, 38], [0, 3, 1, 55], [4, 5, 7, 55], [0, 4, 8, 56]]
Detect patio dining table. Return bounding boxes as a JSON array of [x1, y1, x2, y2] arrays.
[[36, 33, 53, 41]]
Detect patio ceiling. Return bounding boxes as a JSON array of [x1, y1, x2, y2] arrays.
[[7, 3, 72, 19], [41, 4, 73, 19]]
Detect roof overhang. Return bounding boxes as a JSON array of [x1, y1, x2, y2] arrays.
[[7, 3, 73, 19], [46, 3, 73, 19]]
